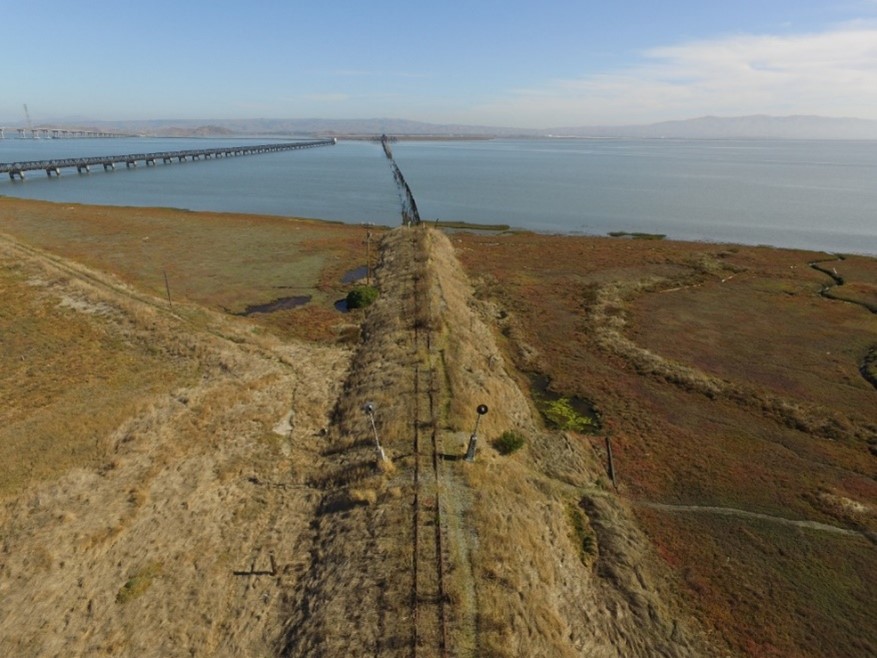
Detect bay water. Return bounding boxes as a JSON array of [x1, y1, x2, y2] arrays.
[[1, 136, 874, 255]]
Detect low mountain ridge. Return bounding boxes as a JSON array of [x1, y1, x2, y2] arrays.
[[12, 114, 877, 139]]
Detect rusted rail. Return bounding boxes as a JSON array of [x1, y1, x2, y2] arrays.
[[411, 232, 449, 658]]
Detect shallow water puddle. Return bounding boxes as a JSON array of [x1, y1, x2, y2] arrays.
[[341, 265, 369, 284], [237, 295, 311, 315]]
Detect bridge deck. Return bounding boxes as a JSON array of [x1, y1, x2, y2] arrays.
[[1, 139, 336, 179]]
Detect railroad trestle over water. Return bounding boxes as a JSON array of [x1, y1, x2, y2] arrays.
[[1, 139, 336, 180]]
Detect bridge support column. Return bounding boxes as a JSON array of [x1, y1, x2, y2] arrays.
[[103, 162, 115, 171], [126, 160, 136, 168], [46, 167, 61, 177], [77, 164, 90, 174], [9, 170, 24, 180]]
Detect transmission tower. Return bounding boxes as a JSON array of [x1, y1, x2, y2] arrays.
[[23, 104, 35, 138]]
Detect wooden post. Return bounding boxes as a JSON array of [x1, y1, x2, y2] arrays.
[[605, 435, 617, 487], [366, 231, 371, 286], [163, 270, 173, 309]]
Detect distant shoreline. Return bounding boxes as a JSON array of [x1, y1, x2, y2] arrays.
[[5, 196, 873, 260]]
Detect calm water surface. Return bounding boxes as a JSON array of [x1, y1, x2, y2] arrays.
[[1, 136, 875, 255]]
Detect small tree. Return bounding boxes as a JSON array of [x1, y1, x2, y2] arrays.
[[346, 285, 379, 309], [493, 430, 526, 455]]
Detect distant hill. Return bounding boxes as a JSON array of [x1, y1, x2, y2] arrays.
[[8, 114, 877, 139], [549, 115, 877, 140], [74, 117, 532, 138]]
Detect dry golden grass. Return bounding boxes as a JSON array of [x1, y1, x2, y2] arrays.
[[0, 242, 196, 496], [0, 228, 353, 657]]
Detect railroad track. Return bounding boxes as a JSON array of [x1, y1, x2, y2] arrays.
[[410, 232, 449, 658]]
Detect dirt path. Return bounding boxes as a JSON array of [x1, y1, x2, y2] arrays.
[[636, 501, 872, 540]]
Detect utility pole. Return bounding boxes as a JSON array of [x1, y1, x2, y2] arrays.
[[23, 104, 34, 138], [365, 230, 372, 286]]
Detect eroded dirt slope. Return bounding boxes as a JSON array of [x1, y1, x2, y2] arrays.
[[0, 234, 351, 657]]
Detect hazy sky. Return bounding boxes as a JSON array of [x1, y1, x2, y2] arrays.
[[3, 0, 877, 127]]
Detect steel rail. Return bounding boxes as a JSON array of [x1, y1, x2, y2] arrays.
[[410, 230, 449, 658]]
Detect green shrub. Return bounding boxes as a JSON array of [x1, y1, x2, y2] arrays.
[[493, 430, 526, 455], [346, 285, 379, 309], [541, 397, 593, 432]]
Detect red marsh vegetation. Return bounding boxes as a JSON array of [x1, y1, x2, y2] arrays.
[[453, 230, 876, 658]]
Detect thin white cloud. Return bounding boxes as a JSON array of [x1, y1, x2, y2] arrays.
[[301, 93, 350, 103], [469, 26, 877, 126], [328, 69, 428, 79]]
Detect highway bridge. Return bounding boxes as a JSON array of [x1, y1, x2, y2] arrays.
[[1, 139, 336, 180], [0, 128, 134, 139]]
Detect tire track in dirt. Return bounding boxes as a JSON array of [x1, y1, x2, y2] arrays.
[[636, 501, 874, 541]]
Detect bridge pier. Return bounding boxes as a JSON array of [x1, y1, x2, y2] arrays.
[[9, 170, 24, 180], [46, 167, 61, 177], [77, 164, 90, 174], [103, 162, 115, 171], [126, 160, 136, 168]]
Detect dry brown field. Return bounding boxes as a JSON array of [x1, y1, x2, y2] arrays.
[[1, 196, 874, 657], [0, 197, 381, 342]]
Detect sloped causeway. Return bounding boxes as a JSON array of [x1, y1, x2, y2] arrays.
[[280, 227, 715, 657]]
